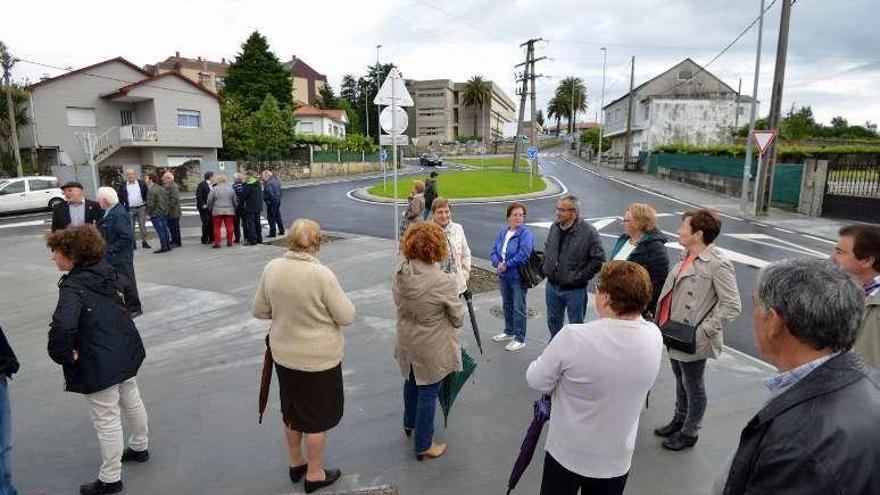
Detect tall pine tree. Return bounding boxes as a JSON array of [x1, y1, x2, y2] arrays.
[[223, 31, 293, 114]]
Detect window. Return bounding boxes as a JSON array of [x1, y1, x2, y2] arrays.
[[66, 107, 96, 127], [299, 122, 315, 134], [678, 69, 693, 80], [28, 178, 57, 191], [120, 110, 133, 126], [177, 109, 201, 128], [643, 105, 650, 120], [0, 180, 25, 195]]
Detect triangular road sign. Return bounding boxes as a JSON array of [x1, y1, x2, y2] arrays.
[[373, 68, 414, 107], [753, 130, 777, 156]]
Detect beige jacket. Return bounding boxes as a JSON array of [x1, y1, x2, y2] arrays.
[[854, 293, 879, 369], [393, 259, 464, 385], [658, 244, 742, 362], [442, 221, 472, 294], [252, 251, 356, 371]]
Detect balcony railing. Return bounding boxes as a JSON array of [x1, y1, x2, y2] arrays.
[[119, 125, 159, 144]]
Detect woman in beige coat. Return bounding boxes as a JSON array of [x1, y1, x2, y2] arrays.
[[393, 222, 464, 461], [400, 180, 425, 236], [252, 219, 356, 493], [653, 209, 741, 451]]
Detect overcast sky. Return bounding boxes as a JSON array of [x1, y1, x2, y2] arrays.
[[5, 0, 877, 127]]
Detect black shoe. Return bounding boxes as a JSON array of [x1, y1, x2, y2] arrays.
[[212, 245, 221, 249], [142, 242, 151, 249], [128, 310, 143, 319], [654, 421, 683, 438], [121, 447, 150, 463], [662, 432, 698, 451], [304, 469, 341, 494], [289, 464, 308, 483], [80, 480, 123, 495], [267, 233, 277, 238], [153, 248, 170, 254]]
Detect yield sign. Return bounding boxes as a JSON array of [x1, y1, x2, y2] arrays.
[[373, 68, 414, 107], [753, 130, 777, 156]]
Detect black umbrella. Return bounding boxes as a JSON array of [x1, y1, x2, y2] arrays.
[[462, 290, 483, 354], [507, 394, 552, 494], [438, 347, 477, 427]]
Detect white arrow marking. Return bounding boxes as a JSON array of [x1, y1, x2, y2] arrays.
[[726, 233, 826, 258]]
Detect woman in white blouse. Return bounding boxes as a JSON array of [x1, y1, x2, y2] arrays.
[[526, 260, 663, 495]]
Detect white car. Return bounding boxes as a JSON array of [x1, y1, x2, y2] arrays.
[[0, 176, 66, 214]]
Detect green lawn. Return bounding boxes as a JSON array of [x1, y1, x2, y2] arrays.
[[367, 170, 546, 199], [452, 156, 531, 168]]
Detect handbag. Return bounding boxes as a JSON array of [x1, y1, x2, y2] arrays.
[[518, 249, 545, 289], [659, 269, 717, 354]]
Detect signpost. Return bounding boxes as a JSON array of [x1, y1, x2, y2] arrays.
[[527, 145, 538, 188], [380, 149, 388, 189], [751, 130, 777, 214]]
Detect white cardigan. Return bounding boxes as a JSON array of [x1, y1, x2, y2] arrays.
[[444, 222, 472, 295]]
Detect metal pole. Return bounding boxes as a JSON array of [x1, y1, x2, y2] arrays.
[[740, 0, 765, 214], [392, 71, 399, 252], [1, 47, 24, 178], [512, 41, 531, 172], [596, 46, 607, 168], [376, 45, 383, 182], [623, 56, 635, 166]]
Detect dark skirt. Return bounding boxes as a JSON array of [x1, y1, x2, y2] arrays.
[[275, 362, 344, 433]]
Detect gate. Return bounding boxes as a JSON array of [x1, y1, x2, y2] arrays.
[[822, 154, 880, 222]]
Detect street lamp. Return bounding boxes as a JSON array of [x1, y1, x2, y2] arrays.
[[596, 46, 607, 168]]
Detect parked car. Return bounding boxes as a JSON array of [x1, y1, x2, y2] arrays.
[[0, 176, 65, 214], [420, 153, 443, 167]]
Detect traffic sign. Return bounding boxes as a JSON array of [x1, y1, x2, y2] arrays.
[[373, 68, 414, 107], [753, 130, 777, 156], [380, 150, 388, 162], [380, 134, 409, 146], [379, 107, 409, 134], [527, 146, 538, 160]]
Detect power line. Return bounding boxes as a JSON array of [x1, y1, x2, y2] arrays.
[[412, 0, 512, 41]]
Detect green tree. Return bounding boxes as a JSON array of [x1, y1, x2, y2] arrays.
[[830, 116, 848, 129], [244, 94, 296, 161], [222, 31, 293, 114], [337, 98, 362, 135], [0, 85, 29, 174], [536, 109, 545, 127], [579, 127, 610, 153], [461, 75, 492, 143], [547, 96, 562, 136], [316, 84, 338, 109], [218, 96, 251, 160], [555, 77, 587, 134], [781, 105, 819, 140]]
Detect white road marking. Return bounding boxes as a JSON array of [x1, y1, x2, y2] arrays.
[[0, 219, 48, 229], [660, 230, 767, 268], [773, 227, 795, 234], [726, 233, 827, 257], [801, 234, 836, 245]]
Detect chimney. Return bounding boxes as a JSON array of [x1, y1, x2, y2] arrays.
[[221, 57, 226, 64], [197, 56, 202, 61], [175, 51, 180, 58]]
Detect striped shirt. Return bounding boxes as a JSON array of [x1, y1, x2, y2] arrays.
[[763, 352, 840, 398], [865, 275, 880, 298]]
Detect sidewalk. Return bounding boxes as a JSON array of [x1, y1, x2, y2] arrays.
[[2, 230, 771, 495]]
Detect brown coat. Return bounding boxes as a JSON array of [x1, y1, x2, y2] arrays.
[[393, 259, 464, 385], [854, 293, 879, 369]]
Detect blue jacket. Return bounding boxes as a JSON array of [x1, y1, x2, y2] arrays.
[[264, 176, 282, 203], [99, 203, 133, 265], [491, 225, 534, 282]]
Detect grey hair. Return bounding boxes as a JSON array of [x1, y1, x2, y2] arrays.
[[559, 194, 581, 213], [756, 258, 863, 351], [96, 186, 119, 206]]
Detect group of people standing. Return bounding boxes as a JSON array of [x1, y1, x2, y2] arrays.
[[196, 170, 286, 247]]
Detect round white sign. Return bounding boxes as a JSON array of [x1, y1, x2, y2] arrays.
[[379, 107, 409, 134]]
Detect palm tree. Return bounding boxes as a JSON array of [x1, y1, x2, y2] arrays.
[[461, 75, 493, 143], [555, 77, 587, 135], [547, 97, 562, 136]]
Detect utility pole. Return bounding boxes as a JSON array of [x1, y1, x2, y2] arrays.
[[755, 0, 792, 215], [596, 46, 607, 168], [623, 56, 636, 167], [740, 0, 765, 214], [1, 42, 24, 178], [734, 77, 743, 130], [513, 38, 544, 172], [376, 45, 383, 183], [529, 51, 541, 151]]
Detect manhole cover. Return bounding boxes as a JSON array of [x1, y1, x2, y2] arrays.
[[490, 305, 540, 319]]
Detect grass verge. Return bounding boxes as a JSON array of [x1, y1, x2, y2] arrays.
[[367, 170, 546, 199]]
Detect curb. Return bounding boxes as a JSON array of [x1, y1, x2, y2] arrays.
[[348, 174, 565, 205]]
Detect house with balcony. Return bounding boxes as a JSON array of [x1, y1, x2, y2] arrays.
[[294, 105, 348, 137], [19, 57, 222, 173]]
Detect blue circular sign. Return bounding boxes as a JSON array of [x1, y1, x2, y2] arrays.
[[380, 150, 388, 162], [527, 146, 538, 159]]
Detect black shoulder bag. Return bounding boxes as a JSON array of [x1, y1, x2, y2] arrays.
[[518, 250, 545, 289], [659, 275, 717, 354]]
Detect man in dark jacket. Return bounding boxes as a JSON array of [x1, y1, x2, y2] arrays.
[[162, 172, 182, 248], [117, 169, 150, 249], [0, 325, 20, 495], [232, 173, 246, 244], [261, 170, 284, 238], [716, 258, 880, 495], [196, 171, 214, 244], [96, 187, 142, 317], [145, 175, 171, 254], [423, 171, 438, 220], [542, 195, 606, 338], [51, 181, 102, 231], [241, 175, 264, 245]]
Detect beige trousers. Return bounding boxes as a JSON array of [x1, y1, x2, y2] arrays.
[[84, 378, 149, 483]]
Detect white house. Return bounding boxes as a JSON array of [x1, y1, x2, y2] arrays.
[[294, 105, 348, 137]]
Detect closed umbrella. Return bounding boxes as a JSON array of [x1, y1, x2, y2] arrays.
[[258, 335, 272, 424], [437, 347, 477, 427], [506, 394, 552, 494], [462, 290, 483, 354]]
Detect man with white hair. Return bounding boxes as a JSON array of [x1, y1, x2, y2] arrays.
[[261, 170, 284, 238], [97, 187, 142, 317], [117, 169, 150, 250]]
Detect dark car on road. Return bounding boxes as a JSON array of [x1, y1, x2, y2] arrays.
[[420, 153, 443, 167]]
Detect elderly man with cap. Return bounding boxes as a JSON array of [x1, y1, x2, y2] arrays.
[[51, 181, 102, 232]]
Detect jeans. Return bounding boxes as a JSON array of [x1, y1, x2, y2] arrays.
[[233, 210, 244, 242], [128, 205, 149, 245], [0, 378, 18, 495], [245, 212, 262, 244], [669, 358, 707, 436], [198, 208, 213, 244], [545, 282, 588, 339], [150, 215, 170, 250], [84, 378, 149, 483], [422, 208, 431, 220], [540, 452, 628, 495], [265, 200, 284, 236], [499, 278, 528, 343], [403, 369, 442, 453], [212, 214, 234, 246], [167, 216, 181, 246]]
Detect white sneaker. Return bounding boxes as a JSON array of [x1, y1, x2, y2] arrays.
[[492, 333, 514, 343], [505, 340, 525, 352]]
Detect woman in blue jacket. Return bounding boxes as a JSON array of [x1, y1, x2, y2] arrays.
[[491, 202, 534, 352]]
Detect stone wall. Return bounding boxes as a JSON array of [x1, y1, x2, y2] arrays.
[[657, 166, 744, 196], [237, 161, 382, 182]]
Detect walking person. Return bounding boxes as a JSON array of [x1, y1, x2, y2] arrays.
[[95, 187, 142, 317], [490, 202, 534, 352], [162, 172, 182, 248], [196, 171, 214, 245], [252, 219, 356, 493], [241, 174, 264, 245], [51, 181, 102, 232], [117, 169, 150, 249], [232, 173, 246, 244], [400, 180, 425, 236], [423, 171, 439, 220], [0, 325, 20, 495], [262, 170, 285, 238], [527, 261, 663, 495], [206, 175, 238, 248], [393, 222, 464, 461], [144, 175, 171, 254], [654, 209, 741, 451], [831, 225, 880, 369], [609, 203, 670, 318], [715, 258, 880, 495], [431, 197, 471, 296], [46, 226, 149, 495]]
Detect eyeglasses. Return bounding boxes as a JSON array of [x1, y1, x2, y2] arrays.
[[555, 208, 576, 212]]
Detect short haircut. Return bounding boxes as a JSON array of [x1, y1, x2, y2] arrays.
[[596, 261, 652, 316], [234, 172, 244, 181], [559, 195, 581, 213], [756, 258, 863, 352], [147, 174, 160, 184], [287, 219, 323, 252], [840, 224, 880, 272], [683, 209, 722, 245], [162, 171, 174, 180], [626, 203, 659, 232], [45, 225, 106, 267], [431, 197, 450, 213], [215, 175, 228, 184], [96, 187, 119, 206], [204, 171, 214, 180], [413, 180, 426, 194], [402, 222, 447, 263], [507, 202, 527, 218]]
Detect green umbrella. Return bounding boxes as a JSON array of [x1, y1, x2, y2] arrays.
[[438, 347, 477, 427]]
